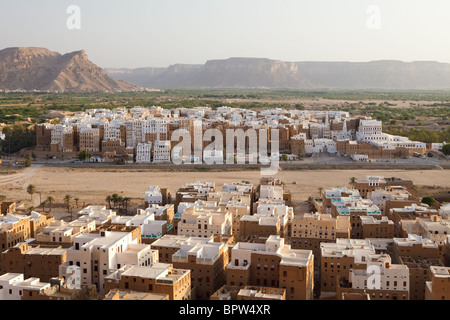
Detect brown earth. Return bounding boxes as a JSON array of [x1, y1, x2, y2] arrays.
[[1, 165, 448, 214]]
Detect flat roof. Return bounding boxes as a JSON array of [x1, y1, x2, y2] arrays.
[[430, 266, 450, 277], [81, 231, 129, 248], [16, 278, 50, 290], [121, 264, 172, 279], [104, 289, 168, 300], [321, 239, 375, 257], [238, 289, 283, 300], [151, 235, 212, 248], [26, 247, 67, 256], [279, 243, 312, 266], [0, 273, 22, 282]]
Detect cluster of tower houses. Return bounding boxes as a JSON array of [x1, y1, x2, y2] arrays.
[[0, 175, 449, 300], [35, 106, 428, 163]]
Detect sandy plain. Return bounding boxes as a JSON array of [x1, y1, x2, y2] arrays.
[[1, 165, 448, 213]]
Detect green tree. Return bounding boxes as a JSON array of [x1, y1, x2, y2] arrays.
[[123, 197, 132, 213], [105, 195, 112, 209], [78, 150, 92, 161], [64, 194, 73, 219], [1, 125, 36, 154], [117, 196, 124, 210], [298, 148, 305, 158], [281, 154, 288, 161], [74, 197, 80, 208], [112, 194, 120, 208], [442, 144, 450, 156], [421, 196, 436, 207], [348, 177, 357, 189], [46, 196, 55, 212], [24, 156, 32, 167], [26, 184, 36, 200]]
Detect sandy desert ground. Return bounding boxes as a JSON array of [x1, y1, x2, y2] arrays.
[[1, 165, 448, 214]]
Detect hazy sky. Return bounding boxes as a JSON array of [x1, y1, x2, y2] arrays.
[[1, 0, 450, 68]]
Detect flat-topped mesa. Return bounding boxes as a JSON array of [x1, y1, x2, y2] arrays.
[[105, 57, 450, 89]]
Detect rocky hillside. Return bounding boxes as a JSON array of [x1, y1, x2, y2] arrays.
[[105, 57, 450, 89], [0, 47, 140, 92]]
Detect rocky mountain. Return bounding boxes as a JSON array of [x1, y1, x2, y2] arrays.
[[0, 47, 140, 92], [105, 58, 450, 90]]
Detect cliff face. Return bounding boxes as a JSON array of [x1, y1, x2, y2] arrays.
[[0, 47, 139, 92], [105, 57, 450, 89], [4, 48, 448, 91], [186, 58, 314, 88]]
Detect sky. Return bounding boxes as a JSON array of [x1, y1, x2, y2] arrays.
[[1, 0, 450, 68]]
